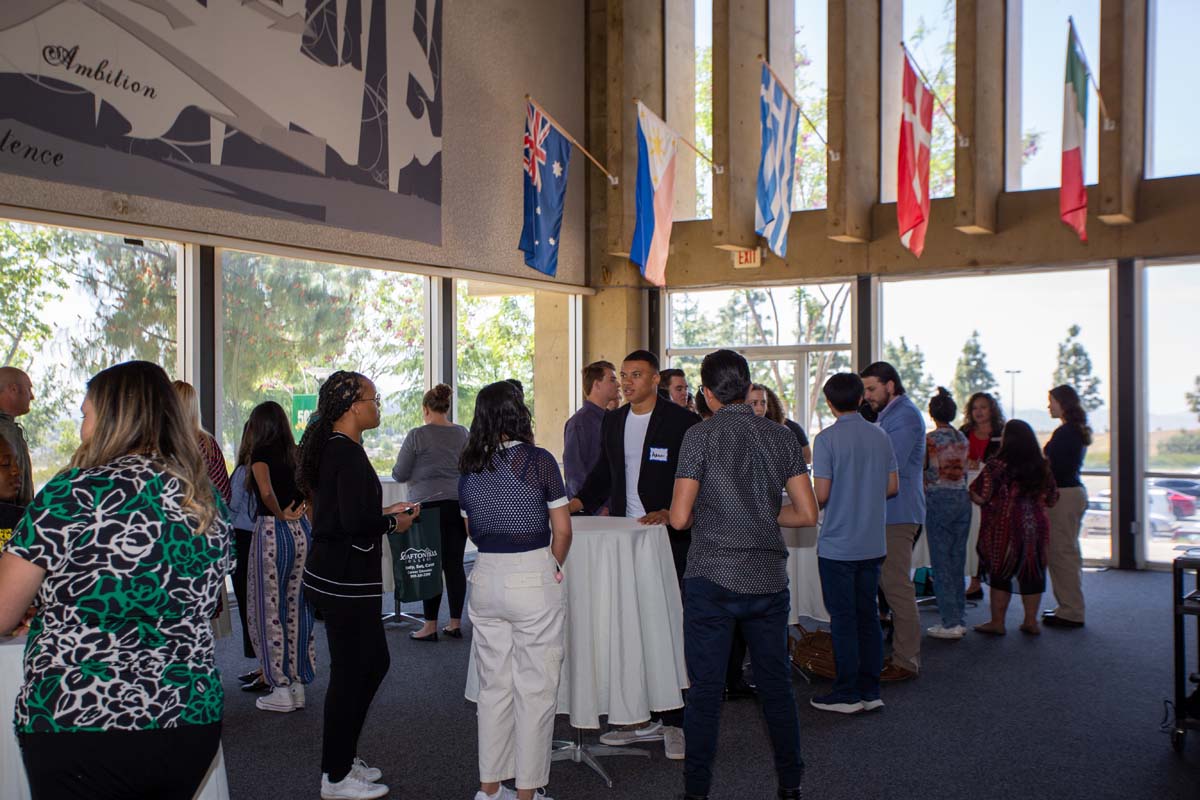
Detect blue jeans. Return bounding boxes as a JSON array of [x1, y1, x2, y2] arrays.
[[683, 577, 803, 797], [816, 557, 884, 703], [925, 489, 971, 627]]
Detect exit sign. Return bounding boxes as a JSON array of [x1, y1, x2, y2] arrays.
[[731, 247, 762, 269]]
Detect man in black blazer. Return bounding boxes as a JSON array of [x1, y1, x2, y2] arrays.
[[568, 349, 699, 759], [569, 350, 699, 577]]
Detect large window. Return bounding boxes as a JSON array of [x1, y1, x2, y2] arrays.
[[1143, 262, 1200, 564], [882, 267, 1112, 561], [219, 251, 427, 475], [1007, 1, 1100, 191], [0, 221, 180, 490], [792, 0, 828, 210], [666, 283, 852, 436], [666, 0, 712, 221], [903, 0, 956, 199], [1146, 0, 1200, 179]]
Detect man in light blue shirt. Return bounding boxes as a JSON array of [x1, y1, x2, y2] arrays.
[[862, 361, 927, 680], [810, 373, 898, 713]]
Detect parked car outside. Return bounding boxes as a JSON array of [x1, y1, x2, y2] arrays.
[[1084, 498, 1180, 538]]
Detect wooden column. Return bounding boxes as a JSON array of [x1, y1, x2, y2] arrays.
[[1097, 0, 1146, 225], [711, 0, 768, 250], [827, 0, 883, 243], [954, 0, 1005, 234]]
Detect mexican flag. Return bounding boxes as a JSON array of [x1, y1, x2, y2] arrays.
[[1061, 24, 1089, 242]]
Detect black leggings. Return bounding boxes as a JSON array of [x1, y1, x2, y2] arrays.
[[311, 592, 391, 782], [20, 722, 221, 800], [232, 528, 255, 658], [421, 499, 469, 623]]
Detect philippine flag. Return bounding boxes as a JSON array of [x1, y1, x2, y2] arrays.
[[629, 101, 677, 287]]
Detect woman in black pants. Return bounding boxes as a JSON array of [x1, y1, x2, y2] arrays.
[[298, 371, 417, 800], [391, 382, 470, 640]]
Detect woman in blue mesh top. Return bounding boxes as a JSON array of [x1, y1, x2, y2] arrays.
[[459, 380, 572, 800]]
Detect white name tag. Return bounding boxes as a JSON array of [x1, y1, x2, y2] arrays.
[[649, 447, 669, 462]]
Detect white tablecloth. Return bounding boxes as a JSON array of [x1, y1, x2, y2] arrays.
[[1, 635, 230, 800], [781, 525, 829, 624], [464, 517, 688, 729]]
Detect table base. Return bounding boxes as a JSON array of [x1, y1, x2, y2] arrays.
[[551, 728, 650, 789]]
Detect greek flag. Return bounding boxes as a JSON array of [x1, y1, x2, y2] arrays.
[[755, 64, 799, 258]]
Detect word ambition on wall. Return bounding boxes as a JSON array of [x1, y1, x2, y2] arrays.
[[0, 129, 64, 168], [42, 44, 158, 100]]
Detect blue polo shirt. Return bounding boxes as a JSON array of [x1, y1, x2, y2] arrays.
[[876, 394, 927, 526], [811, 413, 897, 561]]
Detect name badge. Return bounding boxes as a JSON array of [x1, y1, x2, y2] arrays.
[[649, 447, 669, 462]]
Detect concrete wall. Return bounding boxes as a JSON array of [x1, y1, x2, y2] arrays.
[[0, 0, 588, 287]]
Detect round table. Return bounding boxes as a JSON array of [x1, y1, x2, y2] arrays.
[[464, 516, 688, 727]]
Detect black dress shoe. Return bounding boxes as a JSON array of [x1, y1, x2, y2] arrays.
[[409, 630, 438, 642], [724, 681, 757, 700], [240, 678, 271, 693], [237, 670, 261, 684], [1040, 612, 1084, 629], [442, 626, 463, 639], [965, 588, 984, 600], [778, 788, 802, 799]]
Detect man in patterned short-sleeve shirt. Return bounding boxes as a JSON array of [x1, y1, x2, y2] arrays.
[[669, 349, 818, 800]]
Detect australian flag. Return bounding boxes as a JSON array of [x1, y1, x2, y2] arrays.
[[519, 102, 571, 276]]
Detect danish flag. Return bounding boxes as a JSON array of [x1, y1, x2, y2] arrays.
[[897, 51, 934, 258], [523, 104, 550, 191]]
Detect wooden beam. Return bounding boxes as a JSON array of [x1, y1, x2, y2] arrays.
[[827, 0, 883, 243], [711, 0, 768, 250], [953, 0, 1005, 234], [1097, 0, 1146, 225]]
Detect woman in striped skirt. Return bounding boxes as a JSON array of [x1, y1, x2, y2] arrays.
[[244, 401, 315, 713]]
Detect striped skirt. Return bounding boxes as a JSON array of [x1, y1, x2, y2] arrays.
[[247, 515, 316, 688]]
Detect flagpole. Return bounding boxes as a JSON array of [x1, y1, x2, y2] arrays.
[[526, 94, 619, 186], [900, 42, 969, 147], [1066, 18, 1112, 124], [755, 54, 827, 146], [631, 98, 725, 174]]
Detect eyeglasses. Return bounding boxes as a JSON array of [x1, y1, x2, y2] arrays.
[[358, 395, 382, 407]]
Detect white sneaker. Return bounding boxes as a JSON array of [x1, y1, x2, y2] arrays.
[[321, 773, 388, 800], [472, 788, 517, 800], [927, 624, 967, 640], [256, 686, 296, 712], [662, 725, 685, 760], [861, 698, 885, 711], [289, 682, 305, 709], [598, 719, 663, 745], [351, 757, 382, 783]]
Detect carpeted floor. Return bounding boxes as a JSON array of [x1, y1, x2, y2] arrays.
[[216, 568, 1200, 800]]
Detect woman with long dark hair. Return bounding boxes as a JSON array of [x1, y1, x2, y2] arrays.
[[1041, 385, 1093, 629], [298, 371, 415, 800], [228, 419, 264, 687], [459, 381, 572, 800], [959, 392, 1005, 599], [0, 361, 229, 799], [391, 382, 470, 641], [970, 420, 1059, 636], [244, 400, 314, 714]]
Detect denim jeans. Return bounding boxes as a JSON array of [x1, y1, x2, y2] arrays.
[[683, 577, 803, 797], [817, 557, 884, 703], [925, 489, 972, 628]]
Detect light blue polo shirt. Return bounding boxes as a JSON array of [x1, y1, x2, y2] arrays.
[[811, 413, 898, 561]]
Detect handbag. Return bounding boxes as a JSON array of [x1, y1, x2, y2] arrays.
[[389, 505, 444, 603], [789, 623, 837, 679]]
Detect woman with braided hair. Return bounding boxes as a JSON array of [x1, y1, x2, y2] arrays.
[[299, 371, 418, 800]]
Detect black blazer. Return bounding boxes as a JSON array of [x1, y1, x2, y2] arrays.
[[576, 396, 700, 524]]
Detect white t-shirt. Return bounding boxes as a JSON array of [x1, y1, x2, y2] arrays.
[[623, 408, 652, 519]]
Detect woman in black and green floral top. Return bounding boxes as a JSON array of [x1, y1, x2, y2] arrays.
[[0, 360, 230, 800]]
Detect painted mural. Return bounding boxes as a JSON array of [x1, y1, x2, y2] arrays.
[[0, 0, 443, 243]]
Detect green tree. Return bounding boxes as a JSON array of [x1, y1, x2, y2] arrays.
[[884, 337, 935, 402], [1053, 324, 1103, 411], [906, 0, 956, 198], [1186, 375, 1200, 422], [455, 289, 535, 428], [695, 43, 713, 218], [953, 330, 999, 405], [792, 21, 828, 210]]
